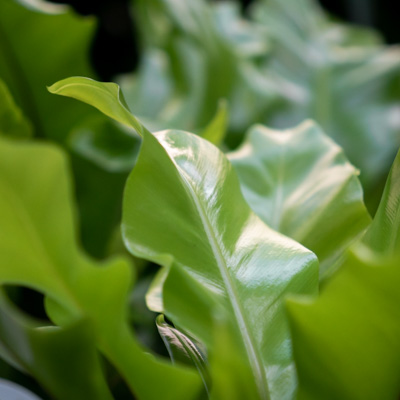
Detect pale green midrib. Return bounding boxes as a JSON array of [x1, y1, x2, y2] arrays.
[[176, 168, 270, 400], [0, 173, 82, 314]]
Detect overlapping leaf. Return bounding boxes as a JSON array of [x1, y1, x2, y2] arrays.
[[287, 149, 400, 399], [122, 0, 271, 145], [0, 0, 96, 140], [228, 121, 371, 275], [252, 0, 400, 195], [0, 136, 201, 399], [49, 77, 319, 400]]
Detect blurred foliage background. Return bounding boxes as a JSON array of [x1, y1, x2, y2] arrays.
[[49, 0, 400, 80]]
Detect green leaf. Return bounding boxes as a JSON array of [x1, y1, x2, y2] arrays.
[[363, 148, 400, 257], [0, 79, 32, 138], [228, 120, 371, 275], [126, 0, 252, 135], [125, 127, 318, 400], [156, 314, 210, 395], [252, 0, 400, 195], [0, 292, 112, 400], [68, 115, 139, 173], [0, 0, 96, 140], [0, 136, 201, 400], [49, 77, 319, 399], [200, 99, 228, 147], [287, 150, 400, 400]]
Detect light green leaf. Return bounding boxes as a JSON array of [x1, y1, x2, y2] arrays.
[[287, 149, 400, 400], [0, 136, 201, 400], [49, 77, 319, 400], [253, 0, 400, 196], [124, 126, 318, 400], [363, 148, 400, 256], [228, 120, 371, 275], [0, 79, 32, 138], [0, 0, 96, 140], [48, 77, 143, 133], [200, 99, 228, 147]]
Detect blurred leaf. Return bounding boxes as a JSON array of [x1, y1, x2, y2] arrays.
[[0, 293, 112, 400], [287, 149, 400, 400], [69, 115, 139, 173], [0, 136, 201, 400], [0, 377, 42, 400], [49, 77, 319, 400], [0, 0, 96, 140], [125, 0, 265, 138], [252, 0, 400, 194], [200, 99, 228, 147], [228, 120, 371, 275], [362, 148, 400, 256], [0, 78, 32, 138]]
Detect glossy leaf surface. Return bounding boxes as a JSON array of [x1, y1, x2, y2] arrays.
[[287, 150, 400, 399], [0, 136, 200, 400], [228, 121, 371, 274], [49, 77, 319, 400]]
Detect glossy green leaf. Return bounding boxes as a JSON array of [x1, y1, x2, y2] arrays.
[[0, 136, 201, 400], [228, 120, 371, 275], [156, 314, 210, 395], [49, 77, 319, 400], [123, 122, 318, 400], [0, 79, 32, 138], [287, 150, 400, 399], [208, 315, 260, 400], [0, 0, 96, 140]]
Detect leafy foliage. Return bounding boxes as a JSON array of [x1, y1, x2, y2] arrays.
[[0, 0, 400, 399], [287, 150, 400, 399], [228, 120, 371, 275], [0, 135, 200, 399]]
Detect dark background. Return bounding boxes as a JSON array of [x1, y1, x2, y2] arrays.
[[50, 0, 400, 81]]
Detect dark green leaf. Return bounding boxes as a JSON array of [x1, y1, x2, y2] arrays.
[[0, 0, 96, 140], [0, 79, 32, 138]]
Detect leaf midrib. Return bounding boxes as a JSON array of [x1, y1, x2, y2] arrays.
[[174, 161, 270, 400]]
